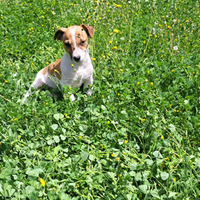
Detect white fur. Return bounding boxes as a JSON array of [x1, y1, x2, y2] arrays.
[[22, 27, 93, 103]]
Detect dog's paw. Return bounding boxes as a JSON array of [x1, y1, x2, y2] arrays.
[[70, 94, 75, 101], [86, 88, 92, 96]]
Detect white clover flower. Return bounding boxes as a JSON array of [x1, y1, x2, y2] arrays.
[[173, 46, 178, 51], [173, 19, 176, 23], [152, 28, 156, 35]]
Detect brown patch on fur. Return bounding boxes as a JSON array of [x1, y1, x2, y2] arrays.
[[42, 59, 62, 80], [53, 25, 94, 59], [54, 28, 67, 40], [75, 26, 89, 50], [80, 24, 94, 38]]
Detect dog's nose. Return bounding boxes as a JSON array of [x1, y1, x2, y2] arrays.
[[73, 55, 81, 62]]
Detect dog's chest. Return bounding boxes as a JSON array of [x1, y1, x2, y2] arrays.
[[61, 65, 92, 88]]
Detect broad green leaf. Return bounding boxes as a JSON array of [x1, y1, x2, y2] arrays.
[[130, 163, 137, 171], [153, 151, 163, 158], [169, 124, 176, 133], [0, 168, 13, 179], [101, 105, 107, 111], [54, 113, 64, 120], [81, 151, 88, 161], [60, 134, 66, 140], [51, 124, 58, 130], [100, 159, 107, 166], [129, 171, 136, 177], [126, 194, 132, 200], [47, 139, 54, 145], [26, 168, 43, 177], [60, 193, 71, 200], [135, 172, 142, 181], [26, 186, 35, 195], [107, 172, 115, 179], [160, 172, 169, 180], [139, 184, 148, 194], [151, 189, 161, 199], [62, 128, 66, 134], [53, 136, 60, 143], [168, 192, 178, 198], [54, 145, 61, 155], [89, 154, 95, 161], [146, 159, 154, 166]]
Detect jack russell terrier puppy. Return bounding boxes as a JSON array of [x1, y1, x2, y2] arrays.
[[23, 24, 94, 102]]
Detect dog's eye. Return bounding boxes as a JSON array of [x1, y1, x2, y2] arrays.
[[65, 43, 71, 47]]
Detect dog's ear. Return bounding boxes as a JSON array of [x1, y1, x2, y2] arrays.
[[54, 28, 67, 40], [80, 24, 94, 38]]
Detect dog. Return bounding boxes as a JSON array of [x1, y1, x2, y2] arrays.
[[23, 24, 94, 102]]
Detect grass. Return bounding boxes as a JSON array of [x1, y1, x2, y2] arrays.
[[0, 0, 200, 199]]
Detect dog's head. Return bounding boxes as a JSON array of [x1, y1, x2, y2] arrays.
[[54, 24, 94, 62]]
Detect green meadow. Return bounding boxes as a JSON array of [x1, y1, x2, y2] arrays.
[[0, 0, 200, 199]]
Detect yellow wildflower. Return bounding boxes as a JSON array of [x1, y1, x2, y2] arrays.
[[116, 157, 120, 162], [114, 29, 119, 33], [40, 178, 45, 187], [165, 157, 170, 161]]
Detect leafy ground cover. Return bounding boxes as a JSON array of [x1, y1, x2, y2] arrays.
[[0, 0, 200, 199]]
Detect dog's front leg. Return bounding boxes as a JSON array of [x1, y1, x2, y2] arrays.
[[60, 83, 76, 101], [22, 73, 45, 103], [84, 76, 93, 96]]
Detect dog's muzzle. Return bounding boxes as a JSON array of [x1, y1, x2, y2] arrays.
[[73, 55, 81, 62], [72, 48, 86, 62]]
